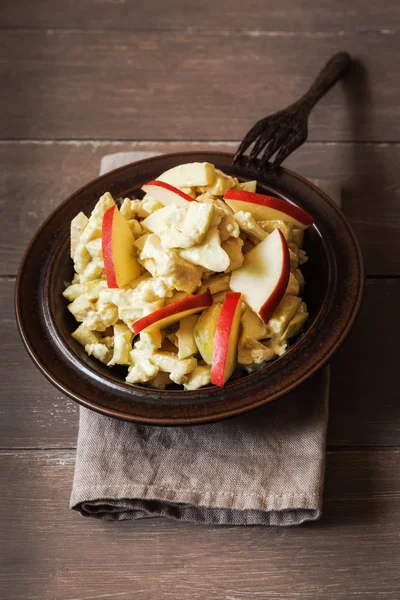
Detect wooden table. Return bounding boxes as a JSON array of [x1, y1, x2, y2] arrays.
[[1, 2, 400, 598]]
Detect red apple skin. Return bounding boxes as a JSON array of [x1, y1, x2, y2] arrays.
[[102, 205, 118, 289], [132, 289, 213, 334], [211, 292, 242, 387], [142, 180, 196, 204], [259, 229, 290, 323], [224, 189, 314, 228]]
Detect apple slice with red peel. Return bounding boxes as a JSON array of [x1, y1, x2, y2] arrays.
[[102, 205, 141, 289], [224, 190, 314, 229], [211, 292, 242, 387], [230, 228, 290, 323], [132, 289, 212, 334], [141, 180, 196, 208]]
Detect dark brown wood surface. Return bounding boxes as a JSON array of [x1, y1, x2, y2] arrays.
[[1, 30, 400, 141], [1, 1, 399, 598]]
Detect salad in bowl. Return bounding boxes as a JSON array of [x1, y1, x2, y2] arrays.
[[63, 162, 314, 391]]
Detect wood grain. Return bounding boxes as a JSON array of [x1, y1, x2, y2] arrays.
[[3, 277, 400, 449], [1, 30, 399, 141], [0, 449, 399, 599], [2, 0, 400, 32], [1, 140, 400, 276]]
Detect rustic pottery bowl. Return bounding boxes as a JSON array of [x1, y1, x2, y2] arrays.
[[16, 152, 364, 425]]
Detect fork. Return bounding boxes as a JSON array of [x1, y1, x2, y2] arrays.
[[233, 52, 351, 170]]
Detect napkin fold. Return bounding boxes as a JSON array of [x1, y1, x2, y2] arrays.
[[70, 151, 338, 526]]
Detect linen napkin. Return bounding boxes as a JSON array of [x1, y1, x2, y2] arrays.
[[70, 151, 339, 525]]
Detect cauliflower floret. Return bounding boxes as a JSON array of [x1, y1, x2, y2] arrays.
[[285, 272, 300, 296], [147, 371, 172, 389], [96, 302, 119, 327], [238, 338, 275, 365], [70, 212, 88, 259], [73, 192, 115, 274], [268, 295, 302, 336], [108, 323, 133, 366], [142, 205, 186, 237], [72, 323, 101, 347], [196, 194, 239, 241], [238, 180, 257, 193], [180, 228, 230, 272], [80, 260, 104, 283], [135, 329, 163, 353], [85, 343, 112, 364], [142, 197, 164, 214], [197, 169, 238, 196], [183, 365, 212, 390], [139, 234, 203, 293], [120, 198, 148, 219], [234, 211, 267, 242], [222, 237, 244, 272], [63, 283, 85, 302], [150, 352, 197, 385], [126, 360, 159, 384], [237, 307, 274, 365], [200, 272, 231, 295], [85, 238, 102, 259], [258, 220, 293, 243], [99, 275, 172, 325], [299, 249, 308, 265], [127, 219, 143, 239]]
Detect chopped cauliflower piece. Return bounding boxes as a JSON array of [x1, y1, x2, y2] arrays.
[[96, 302, 119, 327], [142, 197, 163, 214], [142, 205, 186, 237], [73, 192, 115, 275], [282, 302, 309, 340], [68, 294, 94, 322], [289, 248, 299, 271], [150, 352, 197, 385], [108, 323, 133, 366], [72, 323, 101, 347], [127, 219, 143, 238], [63, 283, 84, 302], [241, 307, 269, 340], [197, 169, 238, 196], [238, 180, 257, 193], [86, 238, 102, 259], [183, 365, 212, 390], [268, 295, 302, 336], [80, 260, 104, 283], [299, 249, 308, 265], [238, 338, 275, 366], [285, 272, 300, 296], [234, 211, 267, 242], [160, 203, 214, 250], [180, 228, 230, 272], [258, 219, 293, 243], [139, 234, 203, 293], [135, 328, 163, 353], [294, 268, 305, 289], [70, 212, 88, 259], [200, 272, 231, 295], [291, 228, 304, 248], [84, 279, 106, 301], [126, 360, 159, 384], [85, 343, 112, 364], [120, 198, 148, 219], [222, 237, 244, 272], [176, 315, 199, 359], [148, 371, 172, 389]]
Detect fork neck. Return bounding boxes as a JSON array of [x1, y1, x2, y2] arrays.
[[292, 52, 351, 114]]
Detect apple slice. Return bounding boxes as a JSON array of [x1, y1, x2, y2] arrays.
[[132, 289, 212, 334], [141, 180, 196, 208], [224, 190, 314, 229], [230, 228, 290, 323], [211, 292, 242, 387], [102, 205, 141, 289]]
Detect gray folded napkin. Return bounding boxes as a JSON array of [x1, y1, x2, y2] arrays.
[[70, 151, 338, 525]]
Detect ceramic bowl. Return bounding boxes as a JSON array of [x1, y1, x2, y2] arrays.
[[15, 152, 364, 425]]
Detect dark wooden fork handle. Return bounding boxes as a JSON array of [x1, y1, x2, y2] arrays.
[[295, 52, 351, 113]]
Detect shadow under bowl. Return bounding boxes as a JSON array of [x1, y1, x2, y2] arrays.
[[15, 152, 364, 425]]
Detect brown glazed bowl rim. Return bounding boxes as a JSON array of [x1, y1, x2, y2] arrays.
[[15, 151, 364, 425]]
